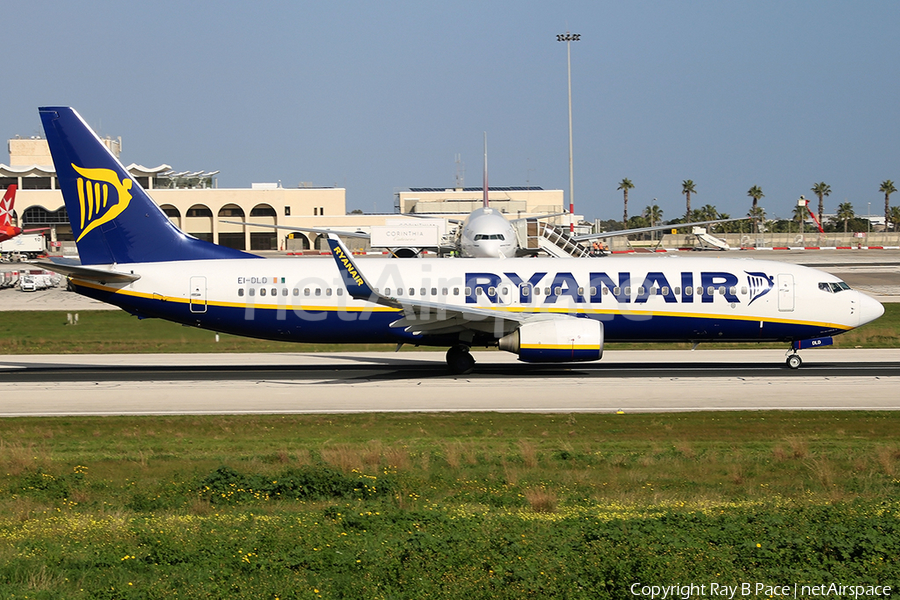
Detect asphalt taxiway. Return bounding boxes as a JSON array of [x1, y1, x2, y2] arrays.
[[1, 349, 898, 416]]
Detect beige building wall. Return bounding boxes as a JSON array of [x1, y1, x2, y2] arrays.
[[8, 137, 120, 167], [14, 187, 349, 250], [396, 188, 565, 218]]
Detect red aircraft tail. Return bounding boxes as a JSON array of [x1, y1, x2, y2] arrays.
[[0, 185, 15, 228]]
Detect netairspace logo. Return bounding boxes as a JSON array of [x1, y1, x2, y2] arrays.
[[629, 582, 892, 599]]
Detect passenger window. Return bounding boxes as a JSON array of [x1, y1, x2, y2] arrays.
[[545, 287, 551, 296], [488, 287, 496, 296], [718, 287, 726, 295], [464, 287, 471, 296], [637, 287, 646, 296], [522, 285, 530, 297], [315, 288, 321, 296], [554, 287, 561, 296], [420, 288, 426, 296], [476, 287, 484, 296], [326, 288, 332, 296], [271, 288, 277, 296], [578, 287, 584, 295], [408, 288, 415, 296], [602, 287, 609, 296], [624, 287, 631, 296], [396, 288, 403, 296], [260, 288, 266, 297], [432, 288, 438, 295], [249, 289, 255, 297], [385, 287, 391, 295], [649, 287, 657, 296], [441, 288, 448, 295], [534, 287, 541, 296], [729, 287, 736, 296], [684, 286, 692, 296], [661, 286, 669, 295], [589, 286, 596, 296], [674, 287, 681, 295], [282, 288, 288, 296], [741, 287, 747, 295], [707, 287, 715, 296], [238, 289, 244, 297], [613, 287, 620, 296], [292, 288, 299, 296], [337, 289, 343, 296], [696, 287, 703, 296]]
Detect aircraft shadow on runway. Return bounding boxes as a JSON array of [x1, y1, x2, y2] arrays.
[[1, 359, 898, 384]]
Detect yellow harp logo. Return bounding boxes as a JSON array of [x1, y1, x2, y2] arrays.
[[72, 164, 133, 242]]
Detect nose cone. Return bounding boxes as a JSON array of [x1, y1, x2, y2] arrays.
[[858, 293, 884, 326]]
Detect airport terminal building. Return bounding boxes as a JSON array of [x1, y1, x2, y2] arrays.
[[2, 136, 566, 254]]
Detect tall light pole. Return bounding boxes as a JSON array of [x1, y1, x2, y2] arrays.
[[557, 31, 580, 233]]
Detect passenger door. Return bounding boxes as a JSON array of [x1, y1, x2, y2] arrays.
[[777, 274, 794, 312]]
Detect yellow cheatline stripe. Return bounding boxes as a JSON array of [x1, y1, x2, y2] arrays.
[[70, 278, 851, 330], [521, 344, 597, 350]]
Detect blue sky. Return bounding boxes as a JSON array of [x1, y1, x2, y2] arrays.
[[4, 1, 899, 222]]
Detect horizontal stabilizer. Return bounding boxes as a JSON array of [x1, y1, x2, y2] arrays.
[[30, 260, 140, 284]]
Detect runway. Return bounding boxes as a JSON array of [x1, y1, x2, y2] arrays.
[[2, 349, 899, 416]]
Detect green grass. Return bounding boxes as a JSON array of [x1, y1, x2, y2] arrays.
[[1, 412, 899, 597], [1, 303, 898, 354]]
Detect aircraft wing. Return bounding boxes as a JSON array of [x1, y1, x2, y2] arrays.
[[28, 260, 141, 283], [573, 217, 746, 242], [219, 220, 370, 238], [326, 234, 526, 337], [509, 211, 569, 223]]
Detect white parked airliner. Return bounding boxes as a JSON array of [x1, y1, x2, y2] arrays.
[[34, 107, 883, 373]]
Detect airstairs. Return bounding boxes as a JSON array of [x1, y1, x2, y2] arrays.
[[516, 219, 591, 258], [692, 227, 730, 250]]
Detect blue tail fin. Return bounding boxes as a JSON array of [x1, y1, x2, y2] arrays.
[[39, 107, 259, 265]]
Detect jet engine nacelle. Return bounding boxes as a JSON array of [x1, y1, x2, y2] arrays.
[[498, 318, 603, 363]]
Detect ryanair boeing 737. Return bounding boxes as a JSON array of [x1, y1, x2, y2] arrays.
[[34, 107, 884, 373]]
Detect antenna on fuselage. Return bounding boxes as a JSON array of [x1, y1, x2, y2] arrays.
[[483, 132, 489, 209]]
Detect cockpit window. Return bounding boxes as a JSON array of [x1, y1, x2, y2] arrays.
[[473, 233, 506, 241], [818, 281, 852, 293]]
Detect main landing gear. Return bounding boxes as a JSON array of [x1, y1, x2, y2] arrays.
[[446, 344, 475, 375]]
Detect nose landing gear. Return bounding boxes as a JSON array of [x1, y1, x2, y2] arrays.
[[785, 336, 833, 369]]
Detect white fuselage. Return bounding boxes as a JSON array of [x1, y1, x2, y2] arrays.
[[71, 254, 883, 348]]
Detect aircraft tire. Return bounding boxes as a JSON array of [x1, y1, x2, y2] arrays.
[[786, 354, 802, 369], [446, 345, 475, 375]]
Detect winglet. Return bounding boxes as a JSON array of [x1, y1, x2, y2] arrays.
[[326, 234, 379, 301]]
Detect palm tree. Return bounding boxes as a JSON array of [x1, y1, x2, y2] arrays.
[[699, 204, 719, 222], [811, 182, 831, 227], [643, 203, 663, 240], [618, 178, 634, 228], [748, 205, 766, 233], [881, 180, 897, 230], [682, 180, 696, 222], [891, 206, 900, 232], [747, 186, 764, 233], [835, 201, 855, 234]]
